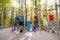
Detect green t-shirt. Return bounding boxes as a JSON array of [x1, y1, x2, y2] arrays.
[[43, 17, 47, 22], [14, 16, 18, 24]]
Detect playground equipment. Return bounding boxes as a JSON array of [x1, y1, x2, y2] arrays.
[[0, 0, 59, 35]]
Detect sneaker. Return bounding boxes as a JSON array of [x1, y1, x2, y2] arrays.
[[51, 31, 55, 34], [47, 31, 49, 33], [20, 30, 23, 33], [45, 30, 46, 32]]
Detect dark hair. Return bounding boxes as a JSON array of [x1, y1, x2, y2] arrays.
[[43, 14, 46, 17]]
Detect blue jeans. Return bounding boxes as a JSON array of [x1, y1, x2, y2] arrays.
[[27, 21, 30, 32], [34, 21, 38, 31], [14, 23, 17, 31]]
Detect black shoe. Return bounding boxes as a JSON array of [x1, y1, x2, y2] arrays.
[[51, 31, 55, 34], [45, 30, 46, 32], [20, 30, 23, 33], [47, 31, 49, 33]]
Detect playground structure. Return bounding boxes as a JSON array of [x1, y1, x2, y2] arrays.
[[0, 0, 60, 34]]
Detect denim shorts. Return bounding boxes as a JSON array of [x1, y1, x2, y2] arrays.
[[50, 21, 55, 27], [44, 21, 48, 26]]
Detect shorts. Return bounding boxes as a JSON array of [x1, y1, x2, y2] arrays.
[[44, 21, 48, 26], [19, 21, 24, 26], [50, 21, 54, 27]]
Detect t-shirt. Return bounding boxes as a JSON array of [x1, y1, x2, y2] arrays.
[[14, 16, 18, 24], [43, 17, 47, 22], [49, 15, 54, 21], [34, 15, 38, 21], [20, 15, 24, 22], [27, 15, 31, 21]]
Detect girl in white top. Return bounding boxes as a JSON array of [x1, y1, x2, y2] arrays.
[[27, 14, 31, 32]]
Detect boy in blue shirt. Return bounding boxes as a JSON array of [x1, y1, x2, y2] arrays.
[[19, 14, 24, 33]]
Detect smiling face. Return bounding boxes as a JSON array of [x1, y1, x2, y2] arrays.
[[43, 14, 46, 17], [34, 13, 38, 16], [50, 13, 52, 15], [16, 14, 18, 16], [27, 13, 31, 16], [21, 13, 24, 16]]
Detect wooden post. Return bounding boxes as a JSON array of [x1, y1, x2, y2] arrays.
[[55, 2, 59, 35]]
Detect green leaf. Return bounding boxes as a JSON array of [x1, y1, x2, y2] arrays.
[[0, 0, 12, 8]]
